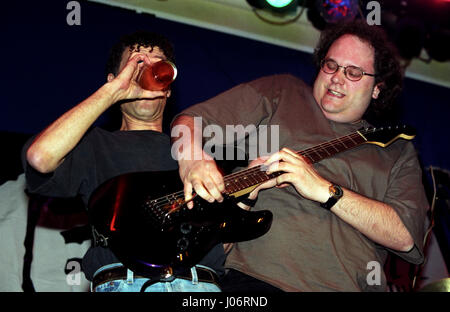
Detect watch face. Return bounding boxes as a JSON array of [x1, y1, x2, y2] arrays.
[[330, 185, 343, 198]]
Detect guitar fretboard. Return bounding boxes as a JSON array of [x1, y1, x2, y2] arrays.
[[222, 131, 367, 196]]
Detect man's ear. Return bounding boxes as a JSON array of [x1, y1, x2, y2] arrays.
[[107, 73, 115, 82], [166, 90, 171, 98], [372, 82, 383, 99]]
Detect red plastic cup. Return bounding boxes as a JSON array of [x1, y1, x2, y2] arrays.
[[138, 60, 177, 91]]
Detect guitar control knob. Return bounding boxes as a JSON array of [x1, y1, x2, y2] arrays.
[[177, 237, 189, 251], [180, 222, 192, 234]]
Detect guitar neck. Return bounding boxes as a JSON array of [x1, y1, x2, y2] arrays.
[[299, 130, 367, 163], [223, 130, 367, 197]]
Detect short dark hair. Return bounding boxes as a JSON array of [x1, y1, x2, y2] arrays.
[[105, 30, 175, 76], [313, 20, 403, 120]]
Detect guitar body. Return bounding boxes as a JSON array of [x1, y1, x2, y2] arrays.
[[88, 170, 273, 277]]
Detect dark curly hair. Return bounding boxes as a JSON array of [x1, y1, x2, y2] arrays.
[[313, 19, 403, 120], [105, 30, 175, 76]]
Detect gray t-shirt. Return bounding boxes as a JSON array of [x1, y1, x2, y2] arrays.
[[176, 74, 428, 291]]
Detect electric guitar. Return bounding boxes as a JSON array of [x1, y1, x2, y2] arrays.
[[88, 125, 415, 278]]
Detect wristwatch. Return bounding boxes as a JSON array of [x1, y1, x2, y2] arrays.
[[320, 184, 343, 210]]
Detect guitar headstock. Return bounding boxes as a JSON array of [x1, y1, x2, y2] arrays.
[[358, 125, 416, 148]]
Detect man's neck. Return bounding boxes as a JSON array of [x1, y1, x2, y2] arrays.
[[120, 116, 163, 132]]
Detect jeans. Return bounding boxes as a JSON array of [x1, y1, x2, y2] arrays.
[[92, 263, 221, 292]]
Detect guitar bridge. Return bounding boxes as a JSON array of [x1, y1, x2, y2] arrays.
[[143, 196, 186, 231]]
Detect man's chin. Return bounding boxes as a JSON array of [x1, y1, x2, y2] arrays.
[[319, 104, 347, 122], [320, 101, 342, 115]]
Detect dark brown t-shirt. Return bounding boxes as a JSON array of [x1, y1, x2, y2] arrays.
[[176, 74, 428, 291]]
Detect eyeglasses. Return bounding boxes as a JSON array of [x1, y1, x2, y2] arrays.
[[320, 59, 376, 81]]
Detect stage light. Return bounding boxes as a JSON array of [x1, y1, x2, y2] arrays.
[[267, 0, 295, 7], [246, 0, 299, 13], [316, 0, 360, 23]]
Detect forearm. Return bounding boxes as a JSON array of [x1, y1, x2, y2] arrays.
[[172, 115, 270, 209], [330, 188, 414, 252], [26, 82, 117, 173], [171, 114, 205, 161]]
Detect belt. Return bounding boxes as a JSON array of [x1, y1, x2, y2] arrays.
[[92, 265, 219, 290]]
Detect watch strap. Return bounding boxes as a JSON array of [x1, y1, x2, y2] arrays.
[[320, 184, 343, 210]]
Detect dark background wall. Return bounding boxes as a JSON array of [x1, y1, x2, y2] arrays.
[[3, 1, 449, 167], [2, 1, 449, 263]]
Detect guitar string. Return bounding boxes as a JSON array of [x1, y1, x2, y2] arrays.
[[150, 126, 404, 211], [148, 131, 369, 210], [199, 127, 398, 194], [211, 132, 366, 185], [218, 133, 364, 189], [148, 131, 370, 209]]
